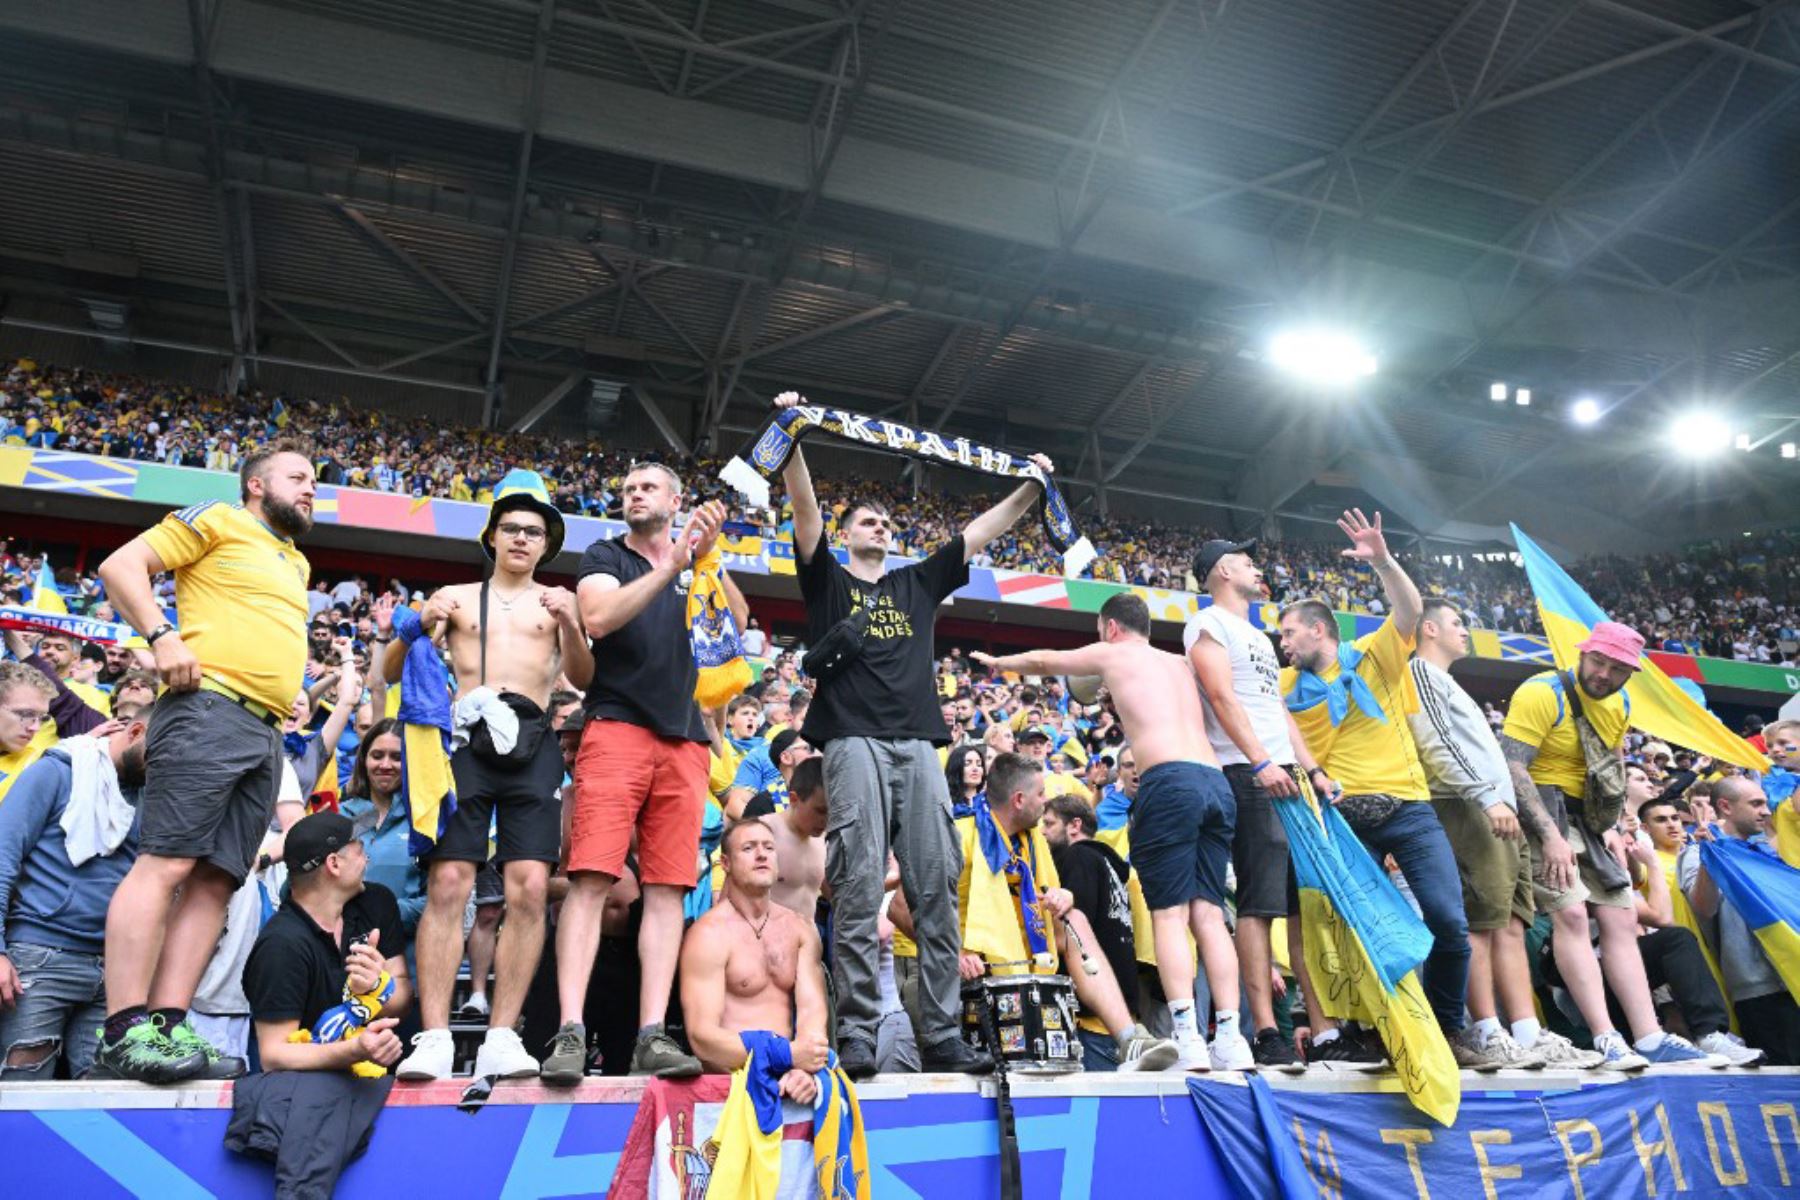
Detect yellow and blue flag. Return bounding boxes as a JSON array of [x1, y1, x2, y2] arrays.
[[272, 396, 290, 428], [1510, 524, 1769, 771], [1278, 798, 1460, 1125], [390, 604, 456, 854], [1697, 838, 1800, 1004], [31, 557, 67, 615], [708, 1033, 869, 1200]]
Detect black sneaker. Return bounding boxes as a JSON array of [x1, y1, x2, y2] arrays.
[[921, 1038, 994, 1075], [838, 1039, 879, 1082], [1307, 1029, 1386, 1072], [91, 1016, 209, 1084], [1252, 1028, 1307, 1074], [167, 1019, 247, 1080]]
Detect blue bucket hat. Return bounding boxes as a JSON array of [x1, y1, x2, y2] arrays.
[[483, 468, 565, 561]]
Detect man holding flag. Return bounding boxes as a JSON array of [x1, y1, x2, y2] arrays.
[[1680, 777, 1800, 1064]]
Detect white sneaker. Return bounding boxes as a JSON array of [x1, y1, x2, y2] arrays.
[[1696, 1030, 1765, 1068], [1209, 1030, 1255, 1072], [1174, 1036, 1212, 1072], [458, 992, 491, 1021], [396, 1028, 455, 1081], [1525, 1029, 1605, 1070], [473, 1027, 541, 1080]]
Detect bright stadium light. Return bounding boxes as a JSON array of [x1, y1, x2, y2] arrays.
[[1267, 328, 1377, 385], [1733, 433, 1752, 451], [1669, 410, 1733, 457], [1489, 382, 1508, 401], [1515, 388, 1531, 406], [1571, 397, 1602, 425], [1782, 442, 1797, 459]]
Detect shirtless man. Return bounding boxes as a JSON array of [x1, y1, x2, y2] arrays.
[[390, 471, 595, 1082], [765, 757, 827, 920], [681, 818, 831, 1103], [973, 591, 1252, 1070]]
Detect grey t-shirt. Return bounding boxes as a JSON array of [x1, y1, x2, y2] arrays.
[[1678, 838, 1784, 1002]]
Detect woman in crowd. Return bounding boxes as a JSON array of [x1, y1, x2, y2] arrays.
[[338, 719, 427, 942], [944, 743, 986, 820]]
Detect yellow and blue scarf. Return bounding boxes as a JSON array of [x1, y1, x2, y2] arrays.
[[392, 605, 457, 855], [689, 547, 753, 710], [964, 804, 1056, 970], [1284, 642, 1385, 726], [707, 1032, 869, 1200]]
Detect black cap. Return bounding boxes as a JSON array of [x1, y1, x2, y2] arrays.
[[1018, 725, 1052, 744], [769, 729, 802, 763], [286, 812, 357, 875], [1191, 538, 1257, 586]]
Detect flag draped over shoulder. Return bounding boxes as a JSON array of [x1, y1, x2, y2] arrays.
[[1697, 838, 1800, 1004], [1277, 798, 1460, 1125], [391, 605, 456, 856], [1510, 524, 1769, 771]]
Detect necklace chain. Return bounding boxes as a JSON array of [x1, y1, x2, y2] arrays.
[[490, 582, 535, 610]]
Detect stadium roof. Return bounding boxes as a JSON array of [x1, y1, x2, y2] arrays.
[[3, 0, 1800, 553]]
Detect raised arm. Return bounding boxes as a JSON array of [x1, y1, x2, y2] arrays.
[[1337, 509, 1421, 636], [971, 642, 1110, 681], [961, 454, 1053, 564], [772, 392, 823, 562]]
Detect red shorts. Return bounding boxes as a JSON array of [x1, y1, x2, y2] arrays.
[[569, 718, 710, 887]]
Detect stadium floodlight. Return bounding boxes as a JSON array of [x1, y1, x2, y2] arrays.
[[1733, 433, 1752, 451], [1571, 397, 1602, 425], [1782, 442, 1796, 459], [1669, 410, 1733, 457], [1489, 382, 1508, 401], [1515, 388, 1531, 406], [1267, 328, 1377, 385]]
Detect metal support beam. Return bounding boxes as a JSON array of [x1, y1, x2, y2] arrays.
[[1103, 352, 1232, 482], [507, 367, 584, 431], [726, 303, 908, 366], [630, 383, 693, 455], [483, 0, 557, 429], [185, 0, 251, 388], [259, 296, 364, 369], [332, 202, 488, 328]]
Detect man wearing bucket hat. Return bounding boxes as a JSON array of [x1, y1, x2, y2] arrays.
[[1501, 620, 1724, 1070], [392, 469, 593, 1083]]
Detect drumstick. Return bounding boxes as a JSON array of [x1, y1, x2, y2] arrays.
[[1060, 915, 1101, 976]]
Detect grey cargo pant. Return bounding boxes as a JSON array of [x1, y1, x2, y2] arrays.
[[824, 736, 964, 1053]]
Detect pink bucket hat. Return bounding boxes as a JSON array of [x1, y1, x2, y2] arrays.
[[1577, 620, 1644, 669]]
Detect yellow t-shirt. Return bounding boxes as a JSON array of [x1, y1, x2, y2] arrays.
[[1501, 671, 1629, 800], [65, 679, 112, 717], [1043, 772, 1094, 804], [1280, 617, 1429, 801], [141, 500, 311, 713], [955, 816, 1061, 976], [0, 742, 47, 805]]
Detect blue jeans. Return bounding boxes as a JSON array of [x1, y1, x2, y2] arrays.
[[1349, 802, 1470, 1031], [1077, 1027, 1119, 1072], [0, 942, 106, 1079]]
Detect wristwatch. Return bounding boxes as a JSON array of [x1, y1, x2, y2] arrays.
[[145, 623, 176, 645]]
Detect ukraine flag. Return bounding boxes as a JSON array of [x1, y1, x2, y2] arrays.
[[1278, 796, 1460, 1125], [1510, 525, 1769, 771], [32, 558, 67, 615], [1697, 838, 1800, 1004]]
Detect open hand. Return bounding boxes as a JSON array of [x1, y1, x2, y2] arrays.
[[1337, 508, 1391, 567]]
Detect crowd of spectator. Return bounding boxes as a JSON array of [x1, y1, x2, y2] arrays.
[[4, 358, 1797, 663]]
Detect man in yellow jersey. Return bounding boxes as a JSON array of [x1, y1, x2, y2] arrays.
[[1501, 620, 1723, 1071], [93, 441, 315, 1083], [0, 662, 56, 804], [1277, 509, 1470, 1055]]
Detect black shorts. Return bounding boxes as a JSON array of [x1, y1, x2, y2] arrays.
[[139, 688, 283, 885], [1130, 761, 1235, 911], [1222, 764, 1293, 920], [435, 734, 565, 865], [472, 862, 506, 906]]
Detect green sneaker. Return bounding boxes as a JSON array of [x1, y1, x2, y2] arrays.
[[91, 1017, 210, 1084], [168, 1019, 248, 1080]]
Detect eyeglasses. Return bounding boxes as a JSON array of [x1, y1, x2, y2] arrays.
[[496, 523, 547, 541], [4, 707, 49, 728]]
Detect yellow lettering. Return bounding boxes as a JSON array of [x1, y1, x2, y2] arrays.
[[1697, 1102, 1747, 1187], [1764, 1103, 1800, 1187], [1292, 1118, 1344, 1200], [1630, 1102, 1688, 1195], [1471, 1129, 1522, 1200], [1555, 1119, 1604, 1200], [1380, 1128, 1435, 1199]]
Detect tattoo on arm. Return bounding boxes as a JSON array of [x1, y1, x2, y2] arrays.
[[1500, 735, 1557, 840]]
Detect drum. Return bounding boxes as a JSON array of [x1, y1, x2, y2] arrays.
[[962, 973, 1084, 1074]]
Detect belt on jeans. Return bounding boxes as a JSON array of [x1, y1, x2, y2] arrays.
[[198, 678, 282, 728]]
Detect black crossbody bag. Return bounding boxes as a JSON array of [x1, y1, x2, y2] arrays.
[[802, 588, 870, 682], [466, 580, 551, 768]]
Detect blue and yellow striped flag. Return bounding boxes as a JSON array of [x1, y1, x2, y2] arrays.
[[1697, 837, 1800, 1005], [1510, 524, 1769, 771], [31, 557, 67, 615]]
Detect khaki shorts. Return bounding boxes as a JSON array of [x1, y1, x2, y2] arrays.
[[1430, 797, 1534, 931], [1530, 820, 1635, 914]]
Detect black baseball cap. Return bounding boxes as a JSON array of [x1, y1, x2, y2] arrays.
[[1192, 538, 1257, 585], [1018, 726, 1052, 744], [769, 729, 802, 762], [286, 812, 358, 874]]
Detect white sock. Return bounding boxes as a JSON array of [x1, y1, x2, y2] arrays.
[[1170, 1001, 1201, 1043], [1215, 1010, 1241, 1041], [1472, 1017, 1503, 1046], [1634, 1031, 1668, 1052], [1312, 1028, 1341, 1046], [1510, 1018, 1541, 1049]]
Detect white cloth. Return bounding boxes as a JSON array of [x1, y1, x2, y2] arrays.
[[1183, 604, 1293, 766], [58, 736, 135, 867], [452, 687, 518, 753]]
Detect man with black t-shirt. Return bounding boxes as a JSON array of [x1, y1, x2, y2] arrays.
[[243, 813, 412, 1073], [1041, 794, 1142, 1071], [773, 389, 1054, 1080], [549, 462, 737, 1085]]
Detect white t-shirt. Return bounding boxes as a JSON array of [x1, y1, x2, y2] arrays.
[[1183, 604, 1293, 767]]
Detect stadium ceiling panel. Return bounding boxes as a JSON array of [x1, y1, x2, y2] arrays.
[[1, 0, 1799, 551]]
